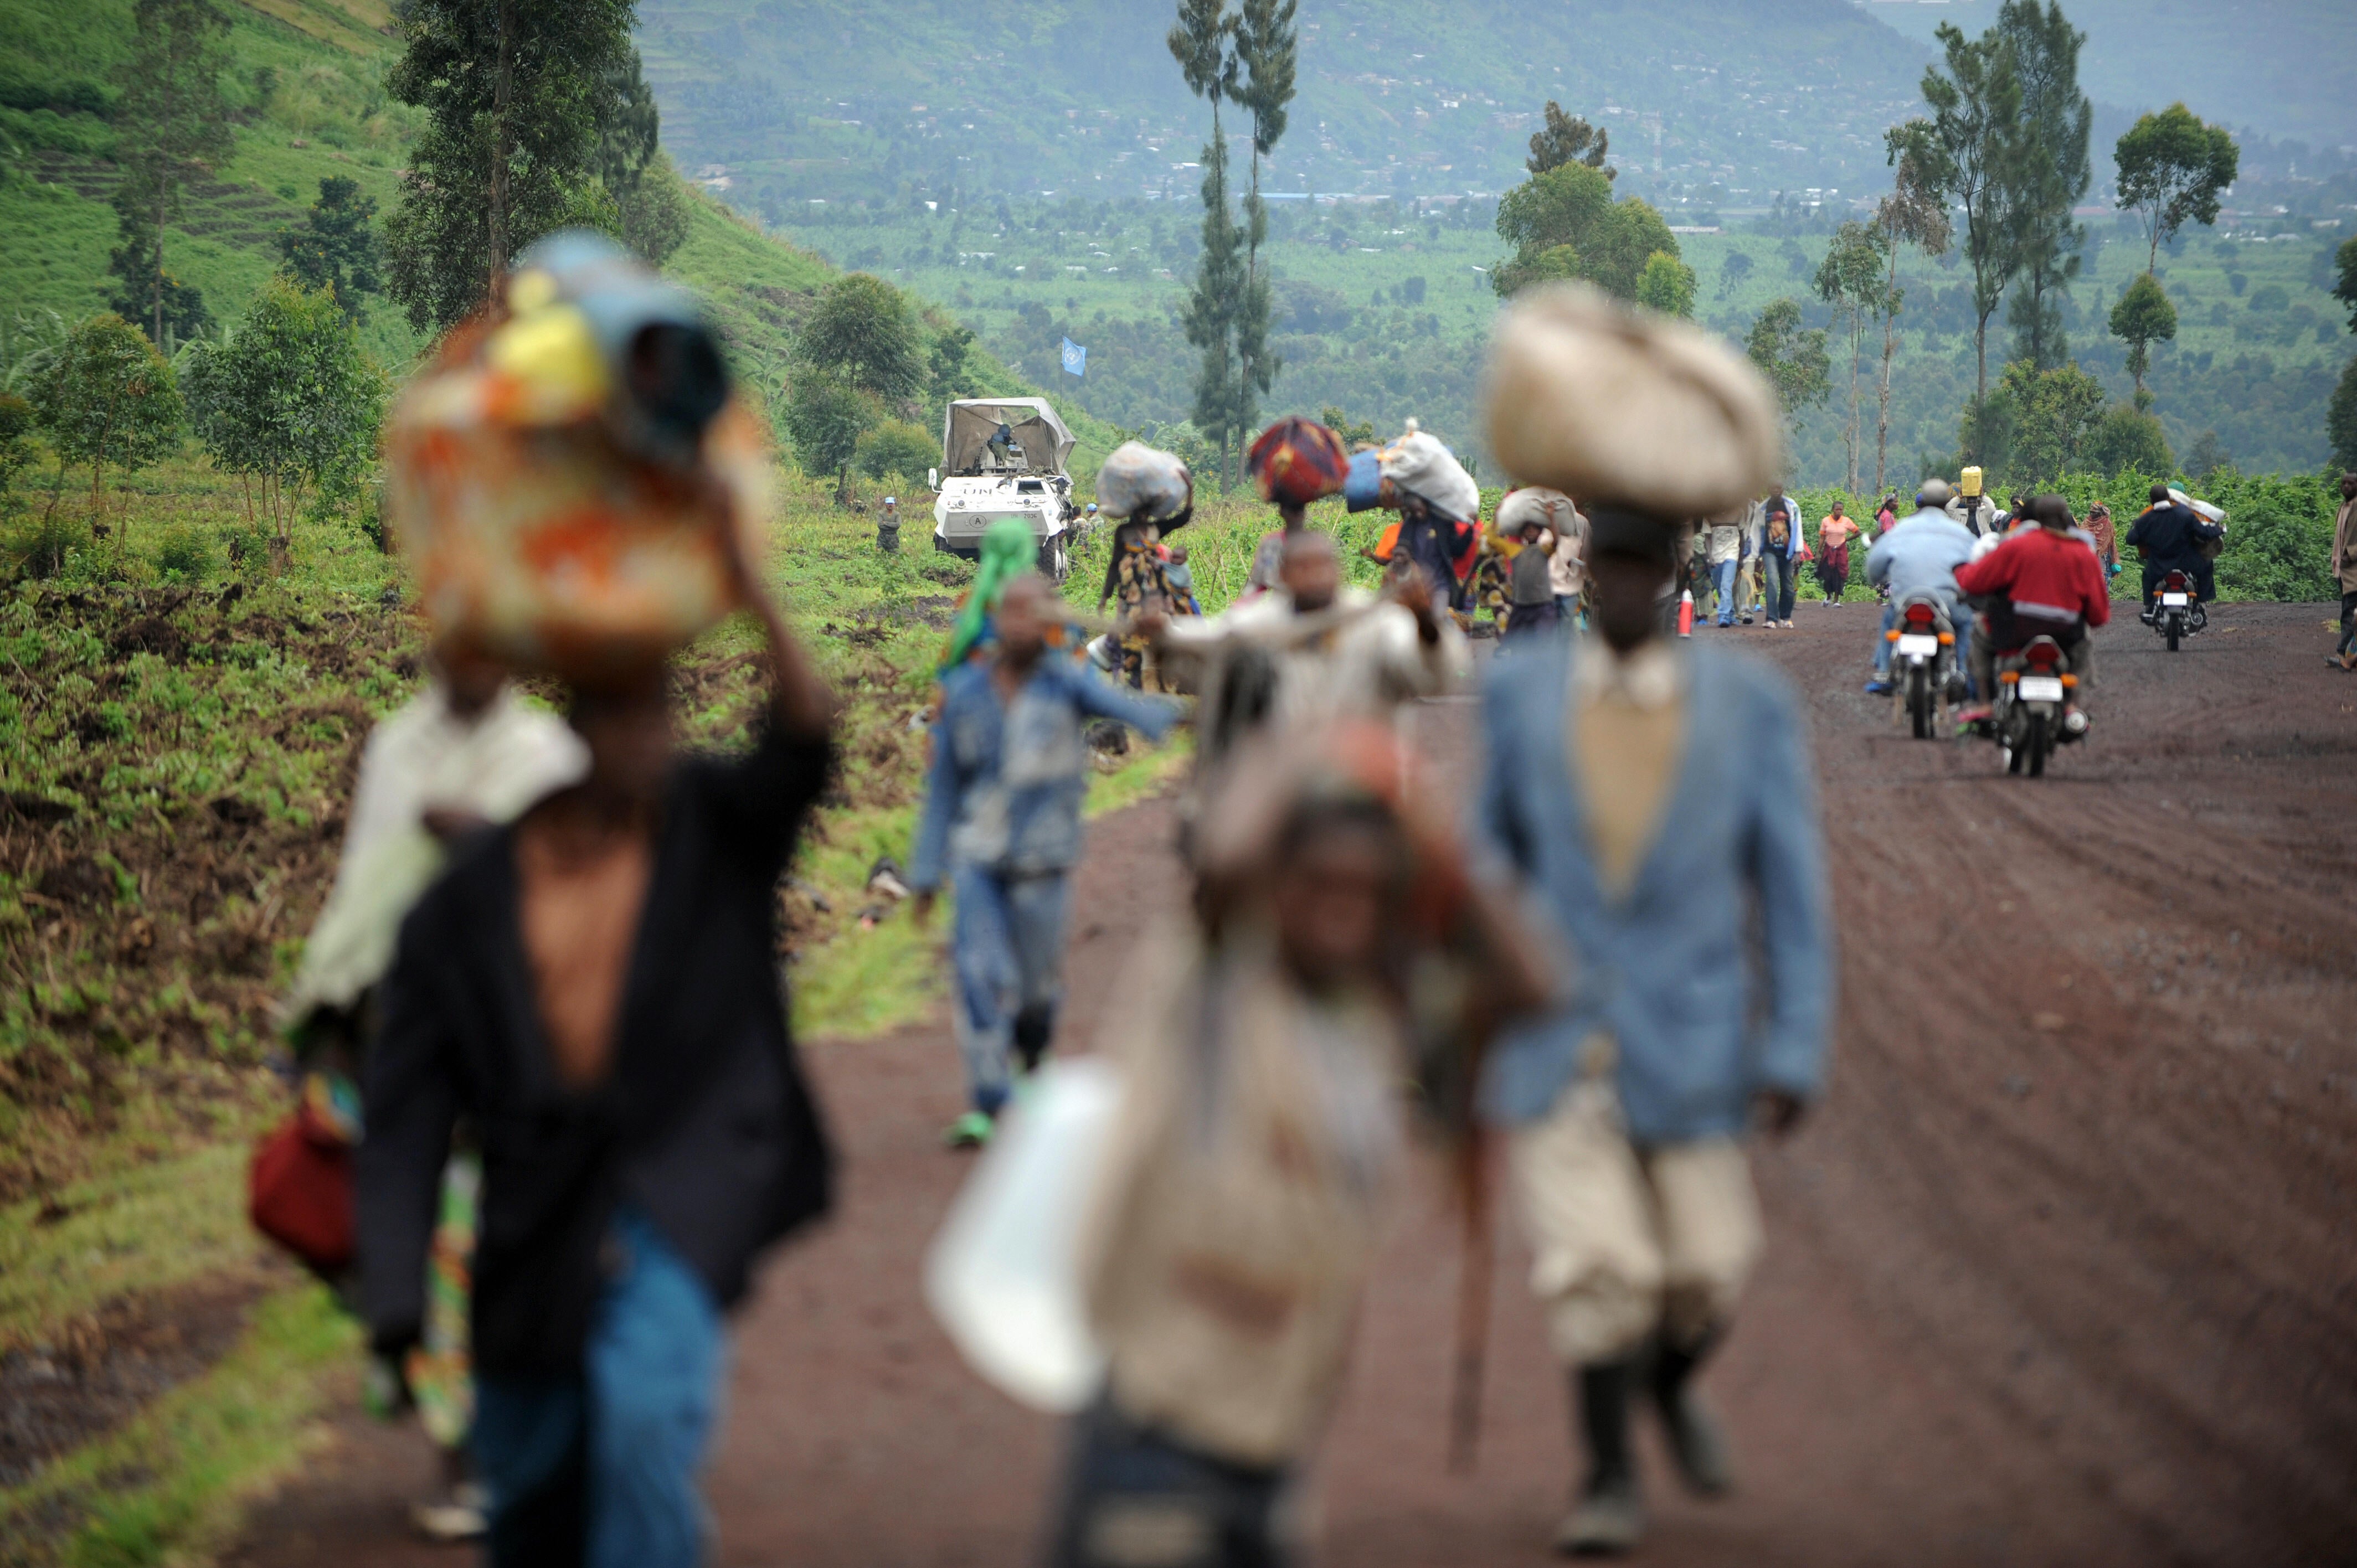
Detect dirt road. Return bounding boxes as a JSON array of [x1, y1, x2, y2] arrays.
[[226, 604, 2357, 1567]]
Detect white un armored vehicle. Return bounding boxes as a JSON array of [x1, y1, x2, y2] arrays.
[[930, 397, 1081, 581]]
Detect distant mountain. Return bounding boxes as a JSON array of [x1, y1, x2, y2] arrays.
[[640, 0, 1936, 220], [1859, 0, 2357, 152]]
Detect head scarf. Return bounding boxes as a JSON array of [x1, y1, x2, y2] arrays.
[[940, 516, 1037, 674]]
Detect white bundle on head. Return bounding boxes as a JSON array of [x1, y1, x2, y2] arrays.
[[1483, 283, 1779, 520], [1378, 428, 1479, 523]]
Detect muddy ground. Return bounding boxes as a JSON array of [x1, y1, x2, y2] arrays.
[[220, 602, 2357, 1566]]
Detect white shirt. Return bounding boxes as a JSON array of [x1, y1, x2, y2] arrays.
[[1163, 584, 1471, 731]]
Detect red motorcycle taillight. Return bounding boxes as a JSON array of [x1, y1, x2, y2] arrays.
[[2026, 641, 2063, 670], [1904, 602, 1937, 628], [2165, 570, 2190, 590]]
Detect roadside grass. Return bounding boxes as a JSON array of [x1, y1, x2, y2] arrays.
[[0, 1283, 357, 1568]]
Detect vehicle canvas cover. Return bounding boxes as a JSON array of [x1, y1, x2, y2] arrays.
[[942, 398, 1076, 475]]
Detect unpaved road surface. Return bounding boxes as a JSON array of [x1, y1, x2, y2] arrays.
[[227, 604, 2357, 1567]]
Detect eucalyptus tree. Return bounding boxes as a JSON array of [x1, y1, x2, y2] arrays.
[[1871, 135, 1953, 494], [2114, 104, 2240, 275], [1997, 0, 2092, 372]]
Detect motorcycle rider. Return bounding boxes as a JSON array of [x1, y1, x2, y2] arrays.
[[1953, 496, 2110, 726], [1861, 479, 1977, 697], [2126, 482, 2224, 620]]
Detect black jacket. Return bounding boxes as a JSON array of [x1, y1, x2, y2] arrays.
[[2125, 503, 2222, 572], [358, 726, 835, 1376]]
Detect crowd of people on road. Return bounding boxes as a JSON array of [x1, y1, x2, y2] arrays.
[[270, 228, 2345, 1568]]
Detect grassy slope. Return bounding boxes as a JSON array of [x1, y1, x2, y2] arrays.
[[0, 4, 1149, 1560]]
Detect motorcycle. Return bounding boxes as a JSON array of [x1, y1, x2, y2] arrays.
[[1987, 634, 2088, 777], [2148, 568, 2205, 652], [1882, 591, 1959, 740]]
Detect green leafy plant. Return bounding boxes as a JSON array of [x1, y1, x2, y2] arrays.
[[25, 312, 185, 522], [152, 518, 215, 580]]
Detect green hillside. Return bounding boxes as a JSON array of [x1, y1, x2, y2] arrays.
[[0, 0, 1127, 479]]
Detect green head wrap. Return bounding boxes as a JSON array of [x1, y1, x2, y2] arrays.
[[939, 516, 1039, 674]]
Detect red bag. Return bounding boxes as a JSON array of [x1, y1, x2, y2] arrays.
[[249, 1103, 356, 1275], [1247, 416, 1350, 506]]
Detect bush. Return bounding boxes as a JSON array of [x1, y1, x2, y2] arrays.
[[3, 512, 92, 579], [152, 521, 216, 581], [855, 419, 938, 489]]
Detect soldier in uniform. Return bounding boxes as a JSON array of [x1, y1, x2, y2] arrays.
[[1475, 284, 1835, 1556]]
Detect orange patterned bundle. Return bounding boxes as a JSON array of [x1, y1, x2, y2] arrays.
[[1247, 416, 1350, 507], [385, 239, 767, 679]]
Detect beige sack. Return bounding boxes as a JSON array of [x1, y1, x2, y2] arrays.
[[1483, 283, 1780, 520]]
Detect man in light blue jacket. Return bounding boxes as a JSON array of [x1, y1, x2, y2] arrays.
[[1476, 507, 1833, 1554], [1863, 478, 1978, 695], [912, 574, 1176, 1146]]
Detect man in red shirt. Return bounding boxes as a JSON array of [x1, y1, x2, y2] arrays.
[[1953, 495, 2111, 723]]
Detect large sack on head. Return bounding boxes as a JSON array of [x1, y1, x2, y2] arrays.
[[385, 230, 764, 679], [1483, 282, 1779, 520], [1378, 427, 1479, 523], [1094, 441, 1194, 524]]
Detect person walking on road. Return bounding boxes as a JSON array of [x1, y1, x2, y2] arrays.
[[1862, 481, 1978, 697], [1053, 729, 1548, 1568], [1548, 492, 1592, 625], [1474, 286, 1834, 1557], [1816, 501, 1860, 603], [1499, 487, 1577, 639], [914, 572, 1176, 1146], [359, 535, 840, 1568], [1704, 509, 1745, 627], [1758, 488, 1802, 627], [2083, 502, 2118, 579], [2329, 473, 2357, 671]]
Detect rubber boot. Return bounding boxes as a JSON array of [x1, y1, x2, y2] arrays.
[[1012, 1003, 1054, 1077], [1553, 1361, 1643, 1556], [1651, 1327, 1735, 1497]]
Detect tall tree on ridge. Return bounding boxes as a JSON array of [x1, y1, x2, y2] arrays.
[[2113, 103, 2240, 276], [1229, 0, 1297, 483], [1997, 0, 2091, 373], [111, 0, 234, 349], [385, 0, 637, 333], [1815, 221, 1888, 494], [1169, 0, 1248, 481], [1901, 20, 2026, 452], [1526, 102, 1613, 181], [1871, 131, 1952, 496]]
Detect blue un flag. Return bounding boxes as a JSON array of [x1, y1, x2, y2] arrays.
[[1059, 337, 1086, 377]]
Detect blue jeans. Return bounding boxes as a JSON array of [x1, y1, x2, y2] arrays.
[[474, 1209, 728, 1568], [1711, 558, 1741, 625], [951, 862, 1071, 1114], [1761, 550, 1796, 622], [1873, 600, 1974, 686]]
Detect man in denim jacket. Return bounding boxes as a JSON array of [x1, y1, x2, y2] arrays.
[[913, 574, 1177, 1146], [1475, 287, 1833, 1555]]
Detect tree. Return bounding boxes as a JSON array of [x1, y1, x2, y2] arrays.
[[855, 418, 937, 490], [2081, 403, 2174, 479], [1998, 358, 2104, 483], [782, 375, 875, 502], [1871, 135, 1952, 495], [26, 314, 184, 520], [1716, 249, 1753, 300], [1228, 0, 1296, 481], [1902, 20, 2026, 436], [104, 225, 212, 347], [1493, 160, 1678, 300], [2115, 104, 2240, 275], [2331, 237, 2357, 332], [595, 50, 689, 267], [2328, 363, 2357, 472], [1815, 220, 1888, 492], [180, 279, 388, 544], [796, 273, 924, 400], [0, 393, 33, 517], [1169, 0, 1250, 479], [385, 0, 637, 333], [1317, 404, 1376, 449], [1994, 0, 2090, 373], [1744, 298, 1831, 434], [110, 0, 234, 348], [2107, 272, 2177, 408], [1635, 252, 1696, 318], [1527, 102, 1612, 182], [277, 177, 384, 322], [929, 322, 979, 403]]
